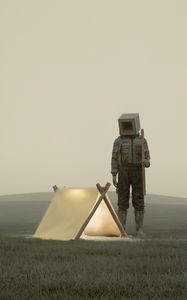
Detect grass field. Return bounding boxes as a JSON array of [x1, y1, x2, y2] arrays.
[[0, 193, 187, 299], [0, 236, 187, 300]]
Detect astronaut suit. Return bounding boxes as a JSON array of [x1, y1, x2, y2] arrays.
[[111, 113, 150, 235]]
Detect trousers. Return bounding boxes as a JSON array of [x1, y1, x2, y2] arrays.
[[117, 166, 144, 211]]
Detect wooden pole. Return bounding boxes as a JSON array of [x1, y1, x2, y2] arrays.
[[96, 184, 128, 237], [141, 129, 146, 195], [53, 185, 58, 192], [74, 182, 111, 240]]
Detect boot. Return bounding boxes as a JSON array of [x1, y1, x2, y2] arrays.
[[134, 210, 145, 237], [117, 210, 127, 230]]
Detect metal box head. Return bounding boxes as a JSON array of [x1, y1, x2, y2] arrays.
[[118, 113, 141, 136]]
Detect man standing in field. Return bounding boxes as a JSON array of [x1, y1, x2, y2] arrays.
[[111, 113, 150, 236]]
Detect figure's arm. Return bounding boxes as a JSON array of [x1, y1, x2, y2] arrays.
[[111, 139, 120, 187], [144, 138, 151, 168]]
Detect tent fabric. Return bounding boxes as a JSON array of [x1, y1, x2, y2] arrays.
[[34, 188, 121, 241]]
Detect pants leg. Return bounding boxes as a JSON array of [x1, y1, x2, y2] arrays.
[[131, 167, 144, 211], [117, 169, 130, 211]]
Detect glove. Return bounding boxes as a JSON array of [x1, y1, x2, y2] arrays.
[[112, 174, 118, 187], [141, 160, 150, 168]]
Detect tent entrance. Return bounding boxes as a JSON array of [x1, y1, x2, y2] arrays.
[[75, 183, 127, 239]]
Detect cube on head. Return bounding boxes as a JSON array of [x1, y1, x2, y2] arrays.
[[118, 113, 140, 136]]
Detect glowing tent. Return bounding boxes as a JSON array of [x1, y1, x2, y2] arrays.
[[34, 183, 127, 241]]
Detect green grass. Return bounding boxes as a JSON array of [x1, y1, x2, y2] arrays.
[[0, 197, 187, 299], [0, 236, 187, 300]]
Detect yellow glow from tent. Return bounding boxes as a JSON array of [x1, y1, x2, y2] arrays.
[[87, 208, 104, 231], [67, 189, 88, 198], [34, 187, 121, 240], [84, 201, 121, 237]]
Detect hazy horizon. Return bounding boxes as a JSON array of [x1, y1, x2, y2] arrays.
[[1, 1, 187, 197], [0, 191, 187, 204]]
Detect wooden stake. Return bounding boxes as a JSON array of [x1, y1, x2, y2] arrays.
[[141, 129, 146, 195]]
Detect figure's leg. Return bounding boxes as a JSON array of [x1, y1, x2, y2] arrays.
[[117, 210, 128, 230], [134, 210, 144, 236], [117, 169, 130, 229], [131, 167, 145, 236]]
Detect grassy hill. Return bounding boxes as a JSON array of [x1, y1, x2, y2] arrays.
[[1, 190, 187, 204], [0, 192, 186, 239]]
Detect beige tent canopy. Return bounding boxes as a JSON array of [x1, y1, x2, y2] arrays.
[[34, 183, 127, 241]]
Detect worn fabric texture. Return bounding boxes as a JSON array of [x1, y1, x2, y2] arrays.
[[111, 134, 150, 211], [117, 166, 144, 210], [111, 135, 150, 175]]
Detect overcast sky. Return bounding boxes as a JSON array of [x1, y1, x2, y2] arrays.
[[1, 0, 187, 197]]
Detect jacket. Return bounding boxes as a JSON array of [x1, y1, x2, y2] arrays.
[[111, 135, 150, 175]]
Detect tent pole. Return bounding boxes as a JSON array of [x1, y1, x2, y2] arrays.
[[53, 185, 58, 192], [74, 182, 111, 240], [96, 184, 128, 237]]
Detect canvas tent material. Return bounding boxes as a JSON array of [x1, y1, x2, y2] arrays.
[[34, 187, 126, 241]]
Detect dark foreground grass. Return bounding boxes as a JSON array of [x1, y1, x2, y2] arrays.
[[0, 235, 187, 300]]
